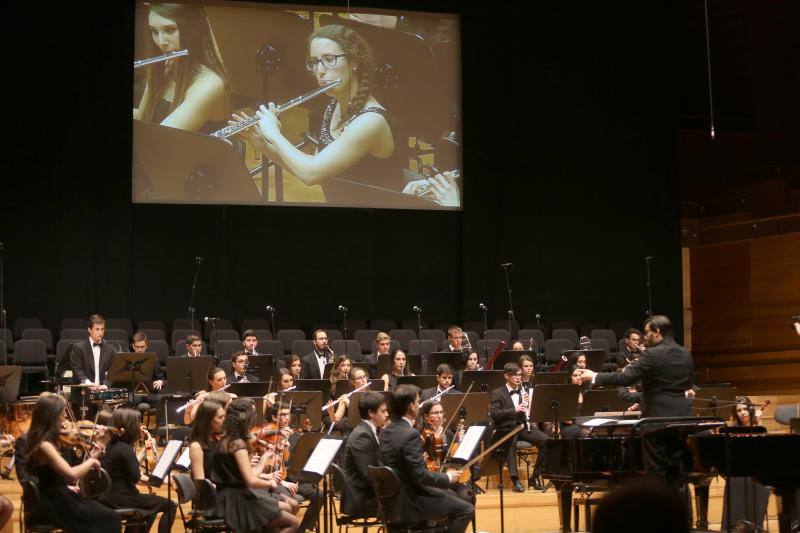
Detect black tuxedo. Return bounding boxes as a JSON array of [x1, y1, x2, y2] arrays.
[[594, 337, 692, 418], [69, 339, 118, 404], [490, 384, 547, 479], [379, 418, 473, 532], [226, 371, 258, 384], [302, 350, 328, 380], [342, 421, 381, 517]]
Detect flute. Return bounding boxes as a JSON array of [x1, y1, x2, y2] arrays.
[[322, 381, 370, 411], [176, 384, 231, 413], [419, 385, 455, 406], [134, 49, 189, 69], [210, 79, 342, 139]]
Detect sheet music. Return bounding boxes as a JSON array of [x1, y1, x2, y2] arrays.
[[452, 425, 486, 462], [302, 438, 342, 476], [581, 418, 617, 427], [151, 439, 183, 480], [176, 446, 191, 470]]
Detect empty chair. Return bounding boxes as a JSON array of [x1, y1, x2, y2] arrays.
[[107, 340, 129, 352], [371, 319, 397, 332], [477, 339, 503, 356], [591, 329, 618, 353], [420, 329, 446, 350], [137, 320, 167, 334], [462, 321, 484, 336], [579, 322, 603, 338], [148, 340, 170, 369], [171, 328, 201, 349], [172, 318, 201, 334], [522, 322, 550, 339], [56, 339, 75, 364], [545, 339, 574, 364], [22, 328, 53, 353], [343, 318, 368, 334], [517, 329, 546, 352], [106, 319, 134, 337], [104, 329, 130, 342], [552, 321, 577, 332], [401, 319, 427, 331], [484, 329, 511, 343], [13, 339, 48, 391], [14, 318, 43, 339], [552, 329, 579, 349], [326, 329, 343, 342], [431, 323, 451, 334], [292, 340, 315, 357], [408, 339, 436, 358], [241, 318, 269, 332], [173, 339, 207, 356], [259, 340, 284, 357], [331, 340, 362, 360], [216, 339, 243, 360], [60, 328, 87, 341], [389, 329, 416, 351], [138, 328, 166, 341], [0, 327, 12, 345], [608, 320, 634, 340], [354, 330, 379, 354], [494, 319, 520, 338], [0, 340, 4, 357], [203, 318, 234, 341], [59, 318, 86, 331], [209, 329, 239, 352], [277, 330, 305, 354], [589, 338, 611, 361]]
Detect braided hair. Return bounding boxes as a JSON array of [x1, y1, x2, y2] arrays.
[[309, 25, 376, 127], [219, 397, 255, 453]]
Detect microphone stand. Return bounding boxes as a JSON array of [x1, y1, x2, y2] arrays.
[[340, 307, 348, 341], [644, 257, 654, 318], [415, 307, 423, 350], [0, 241, 6, 365], [502, 264, 515, 325], [481, 305, 489, 365], [266, 306, 277, 345], [187, 258, 203, 327]]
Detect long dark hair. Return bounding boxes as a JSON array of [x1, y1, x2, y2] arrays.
[[732, 395, 757, 426], [390, 348, 407, 376], [308, 24, 376, 125], [110, 408, 141, 446], [188, 400, 224, 449], [218, 397, 255, 453], [140, 3, 230, 122], [23, 393, 66, 462]]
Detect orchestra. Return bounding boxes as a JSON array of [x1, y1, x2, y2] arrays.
[[1, 314, 797, 533]]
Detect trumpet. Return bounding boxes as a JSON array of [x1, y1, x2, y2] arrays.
[[210, 79, 342, 139], [133, 49, 189, 69]]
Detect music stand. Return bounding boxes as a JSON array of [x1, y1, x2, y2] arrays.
[[425, 352, 465, 375], [294, 379, 330, 395], [227, 382, 269, 398], [247, 354, 274, 381], [562, 350, 606, 372], [107, 352, 157, 397], [286, 432, 325, 481], [491, 350, 538, 370], [147, 439, 183, 488], [397, 375, 437, 390], [459, 370, 506, 394], [580, 389, 630, 416], [478, 427, 520, 531], [439, 392, 491, 426], [692, 386, 738, 418], [0, 366, 22, 402], [133, 121, 261, 204], [278, 391, 322, 431], [534, 372, 567, 385], [531, 385, 581, 437], [346, 391, 393, 429], [164, 356, 214, 393]]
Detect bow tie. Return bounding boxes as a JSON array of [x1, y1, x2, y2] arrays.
[[93, 342, 102, 348], [510, 389, 521, 396]]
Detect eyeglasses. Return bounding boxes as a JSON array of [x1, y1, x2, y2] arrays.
[[305, 54, 346, 71], [429, 410, 444, 416]]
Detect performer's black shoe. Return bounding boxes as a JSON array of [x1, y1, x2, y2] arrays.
[[528, 475, 545, 491], [512, 479, 525, 492]]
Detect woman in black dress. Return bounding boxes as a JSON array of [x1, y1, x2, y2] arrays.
[[380, 348, 414, 391], [22, 394, 121, 533], [188, 399, 224, 481], [101, 408, 176, 533], [212, 397, 298, 532]]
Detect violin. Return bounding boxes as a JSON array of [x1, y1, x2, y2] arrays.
[[58, 421, 122, 452], [422, 427, 446, 472]]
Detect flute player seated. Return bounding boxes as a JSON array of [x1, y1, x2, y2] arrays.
[[231, 24, 401, 202]]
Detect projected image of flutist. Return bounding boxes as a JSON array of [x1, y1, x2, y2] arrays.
[[134, 3, 230, 133], [231, 24, 399, 204]]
